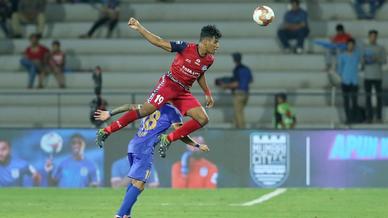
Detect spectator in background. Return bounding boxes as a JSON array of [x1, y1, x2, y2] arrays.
[[171, 136, 218, 189], [45, 134, 99, 188], [89, 66, 108, 128], [324, 24, 353, 72], [20, 33, 49, 89], [0, 140, 41, 187], [47, 40, 66, 88], [337, 38, 362, 124], [277, 0, 309, 54], [80, 0, 120, 38], [11, 0, 46, 38], [111, 156, 160, 188], [216, 52, 253, 128], [354, 0, 385, 19], [0, 0, 11, 38], [274, 93, 296, 129], [362, 30, 387, 123]]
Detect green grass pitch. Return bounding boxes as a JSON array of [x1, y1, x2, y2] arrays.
[[0, 188, 387, 218]]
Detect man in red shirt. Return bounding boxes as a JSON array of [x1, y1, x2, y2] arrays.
[[171, 136, 218, 189], [20, 33, 49, 88], [48, 40, 66, 88], [97, 17, 222, 156]]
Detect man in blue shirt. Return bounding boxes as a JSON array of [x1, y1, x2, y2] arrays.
[[277, 0, 310, 54], [111, 156, 160, 188], [218, 52, 253, 128], [0, 140, 41, 187], [337, 38, 361, 124], [94, 103, 209, 218], [45, 134, 99, 188]]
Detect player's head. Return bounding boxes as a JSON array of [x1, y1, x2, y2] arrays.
[[335, 24, 345, 33], [70, 134, 86, 157], [368, 29, 378, 44], [346, 38, 356, 51], [232, 52, 242, 64], [52, 40, 61, 51], [200, 25, 222, 54], [275, 93, 287, 104], [290, 0, 300, 10], [29, 33, 40, 46], [0, 140, 11, 163]]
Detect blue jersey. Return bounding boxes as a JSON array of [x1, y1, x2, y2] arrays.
[[128, 104, 183, 154], [0, 157, 32, 187], [52, 157, 99, 188], [111, 156, 159, 184]]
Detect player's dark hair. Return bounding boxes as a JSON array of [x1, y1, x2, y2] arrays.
[[232, 52, 242, 63], [336, 24, 344, 32], [52, 40, 61, 46], [200, 25, 222, 41], [71, 133, 85, 142], [347, 38, 356, 45], [369, 29, 378, 36], [290, 0, 300, 5], [276, 93, 287, 101]]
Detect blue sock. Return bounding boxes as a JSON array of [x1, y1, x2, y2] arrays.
[[117, 185, 142, 217]]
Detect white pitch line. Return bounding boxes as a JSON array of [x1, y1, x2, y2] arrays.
[[231, 188, 287, 207]]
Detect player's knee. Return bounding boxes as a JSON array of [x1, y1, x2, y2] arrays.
[[131, 179, 145, 190], [196, 113, 209, 126]]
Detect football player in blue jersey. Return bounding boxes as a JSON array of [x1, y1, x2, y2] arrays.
[[94, 103, 209, 218], [0, 140, 41, 187], [45, 134, 99, 188]]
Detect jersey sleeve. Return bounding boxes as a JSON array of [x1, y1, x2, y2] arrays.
[[170, 41, 188, 53]]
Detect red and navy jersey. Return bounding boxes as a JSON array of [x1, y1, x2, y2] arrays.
[[169, 41, 214, 88]]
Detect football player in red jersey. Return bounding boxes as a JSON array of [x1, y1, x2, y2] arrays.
[[96, 17, 221, 158]]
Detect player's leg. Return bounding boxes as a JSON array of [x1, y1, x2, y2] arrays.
[[96, 102, 157, 148], [159, 93, 207, 156], [115, 153, 151, 218], [97, 76, 173, 147]]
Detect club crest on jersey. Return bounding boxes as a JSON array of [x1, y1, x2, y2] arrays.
[[250, 132, 289, 188], [11, 169, 20, 179], [201, 65, 208, 71]]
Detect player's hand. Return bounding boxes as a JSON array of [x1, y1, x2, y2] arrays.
[[128, 17, 141, 31], [94, 110, 111, 121], [199, 144, 210, 152], [205, 95, 215, 108]]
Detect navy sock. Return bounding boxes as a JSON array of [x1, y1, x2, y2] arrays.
[[117, 185, 142, 217]]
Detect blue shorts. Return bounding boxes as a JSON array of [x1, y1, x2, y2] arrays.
[[127, 153, 153, 182]]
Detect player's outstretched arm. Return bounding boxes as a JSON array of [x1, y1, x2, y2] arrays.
[[94, 104, 141, 121], [128, 17, 172, 52], [172, 123, 210, 152], [197, 74, 214, 108]]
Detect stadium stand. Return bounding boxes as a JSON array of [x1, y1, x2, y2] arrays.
[[0, 0, 387, 128]]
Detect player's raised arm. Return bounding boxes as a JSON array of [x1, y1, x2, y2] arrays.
[[128, 17, 172, 52], [172, 123, 209, 152], [94, 104, 141, 121], [197, 74, 214, 108]]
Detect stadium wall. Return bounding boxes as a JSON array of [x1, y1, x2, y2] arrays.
[[1, 129, 388, 188]]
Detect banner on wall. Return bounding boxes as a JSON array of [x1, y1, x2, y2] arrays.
[[1, 129, 388, 188]]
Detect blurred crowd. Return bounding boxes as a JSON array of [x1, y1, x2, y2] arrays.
[[1, 0, 387, 127]]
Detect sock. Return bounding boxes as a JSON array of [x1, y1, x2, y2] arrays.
[[167, 119, 202, 142], [117, 185, 142, 217], [105, 110, 140, 134]]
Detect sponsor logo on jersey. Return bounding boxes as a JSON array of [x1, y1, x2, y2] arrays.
[[250, 132, 289, 188]]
